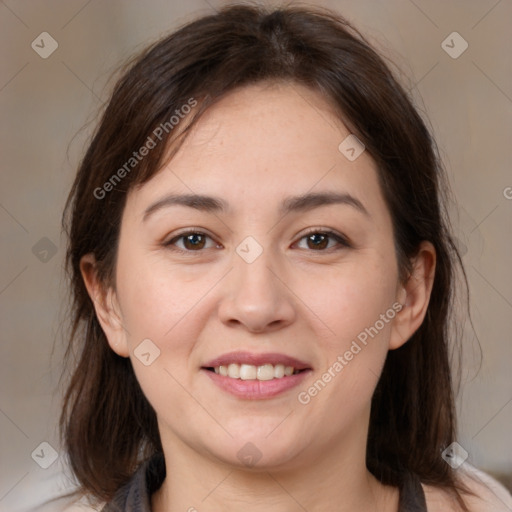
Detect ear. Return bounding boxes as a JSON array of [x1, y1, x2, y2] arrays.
[[79, 253, 130, 357], [389, 241, 436, 350]]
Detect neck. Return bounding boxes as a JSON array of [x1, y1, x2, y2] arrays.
[[151, 423, 398, 512]]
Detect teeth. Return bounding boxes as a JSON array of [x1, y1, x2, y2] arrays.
[[256, 364, 274, 381], [212, 363, 298, 380], [240, 364, 257, 380], [274, 364, 285, 378], [227, 363, 240, 378]]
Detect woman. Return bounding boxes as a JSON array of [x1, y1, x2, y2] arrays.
[[60, 4, 512, 511]]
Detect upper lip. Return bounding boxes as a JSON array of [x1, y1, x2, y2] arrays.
[[203, 351, 312, 370]]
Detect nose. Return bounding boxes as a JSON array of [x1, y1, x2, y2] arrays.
[[217, 246, 296, 333]]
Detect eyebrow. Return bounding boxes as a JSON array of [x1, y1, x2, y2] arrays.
[[142, 191, 369, 221]]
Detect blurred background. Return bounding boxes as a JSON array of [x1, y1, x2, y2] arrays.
[[0, 0, 511, 510]]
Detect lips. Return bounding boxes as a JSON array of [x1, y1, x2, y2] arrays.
[[201, 351, 312, 399], [203, 351, 311, 371]]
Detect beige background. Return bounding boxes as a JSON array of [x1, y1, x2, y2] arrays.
[[1, 0, 511, 510]]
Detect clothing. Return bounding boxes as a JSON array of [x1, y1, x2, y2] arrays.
[[102, 453, 165, 512], [101, 452, 428, 512]]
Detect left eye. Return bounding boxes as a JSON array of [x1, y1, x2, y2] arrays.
[[295, 231, 349, 251]]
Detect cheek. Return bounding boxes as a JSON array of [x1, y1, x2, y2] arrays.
[[115, 250, 221, 398], [118, 259, 211, 420], [298, 255, 397, 346], [115, 248, 211, 344], [293, 257, 397, 407]]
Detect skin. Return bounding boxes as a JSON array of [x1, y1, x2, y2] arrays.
[[81, 82, 437, 511]]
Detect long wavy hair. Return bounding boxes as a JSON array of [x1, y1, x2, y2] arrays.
[[60, 3, 475, 509]]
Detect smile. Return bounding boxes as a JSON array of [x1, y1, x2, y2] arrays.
[[208, 363, 303, 380], [201, 351, 312, 399]]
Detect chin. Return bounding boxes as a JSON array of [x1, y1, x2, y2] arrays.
[[202, 432, 306, 472]]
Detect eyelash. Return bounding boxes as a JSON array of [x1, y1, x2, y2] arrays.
[[163, 227, 351, 254]]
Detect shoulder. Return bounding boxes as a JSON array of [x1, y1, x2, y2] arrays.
[[422, 464, 512, 512]]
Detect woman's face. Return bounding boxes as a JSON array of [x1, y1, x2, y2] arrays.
[[94, 82, 415, 471]]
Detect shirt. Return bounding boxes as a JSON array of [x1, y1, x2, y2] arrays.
[[101, 452, 428, 512]]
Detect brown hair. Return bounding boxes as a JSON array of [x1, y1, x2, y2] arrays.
[[60, 2, 475, 509]]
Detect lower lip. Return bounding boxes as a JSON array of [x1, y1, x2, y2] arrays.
[[201, 368, 311, 399]]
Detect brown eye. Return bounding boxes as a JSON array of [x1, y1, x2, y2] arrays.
[[306, 233, 329, 250], [296, 230, 350, 251], [182, 233, 206, 250], [165, 231, 217, 252]]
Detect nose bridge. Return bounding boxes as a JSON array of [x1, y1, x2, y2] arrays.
[[217, 238, 295, 331], [236, 243, 276, 291]]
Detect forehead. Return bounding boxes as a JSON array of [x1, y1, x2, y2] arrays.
[[127, 82, 386, 219], [181, 81, 352, 168]]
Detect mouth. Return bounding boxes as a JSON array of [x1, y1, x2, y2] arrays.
[[201, 351, 312, 399], [203, 363, 307, 381]]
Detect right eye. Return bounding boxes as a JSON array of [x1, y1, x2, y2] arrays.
[[164, 231, 220, 252]]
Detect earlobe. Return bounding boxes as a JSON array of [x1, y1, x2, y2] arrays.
[[389, 241, 436, 350], [79, 253, 130, 357]]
